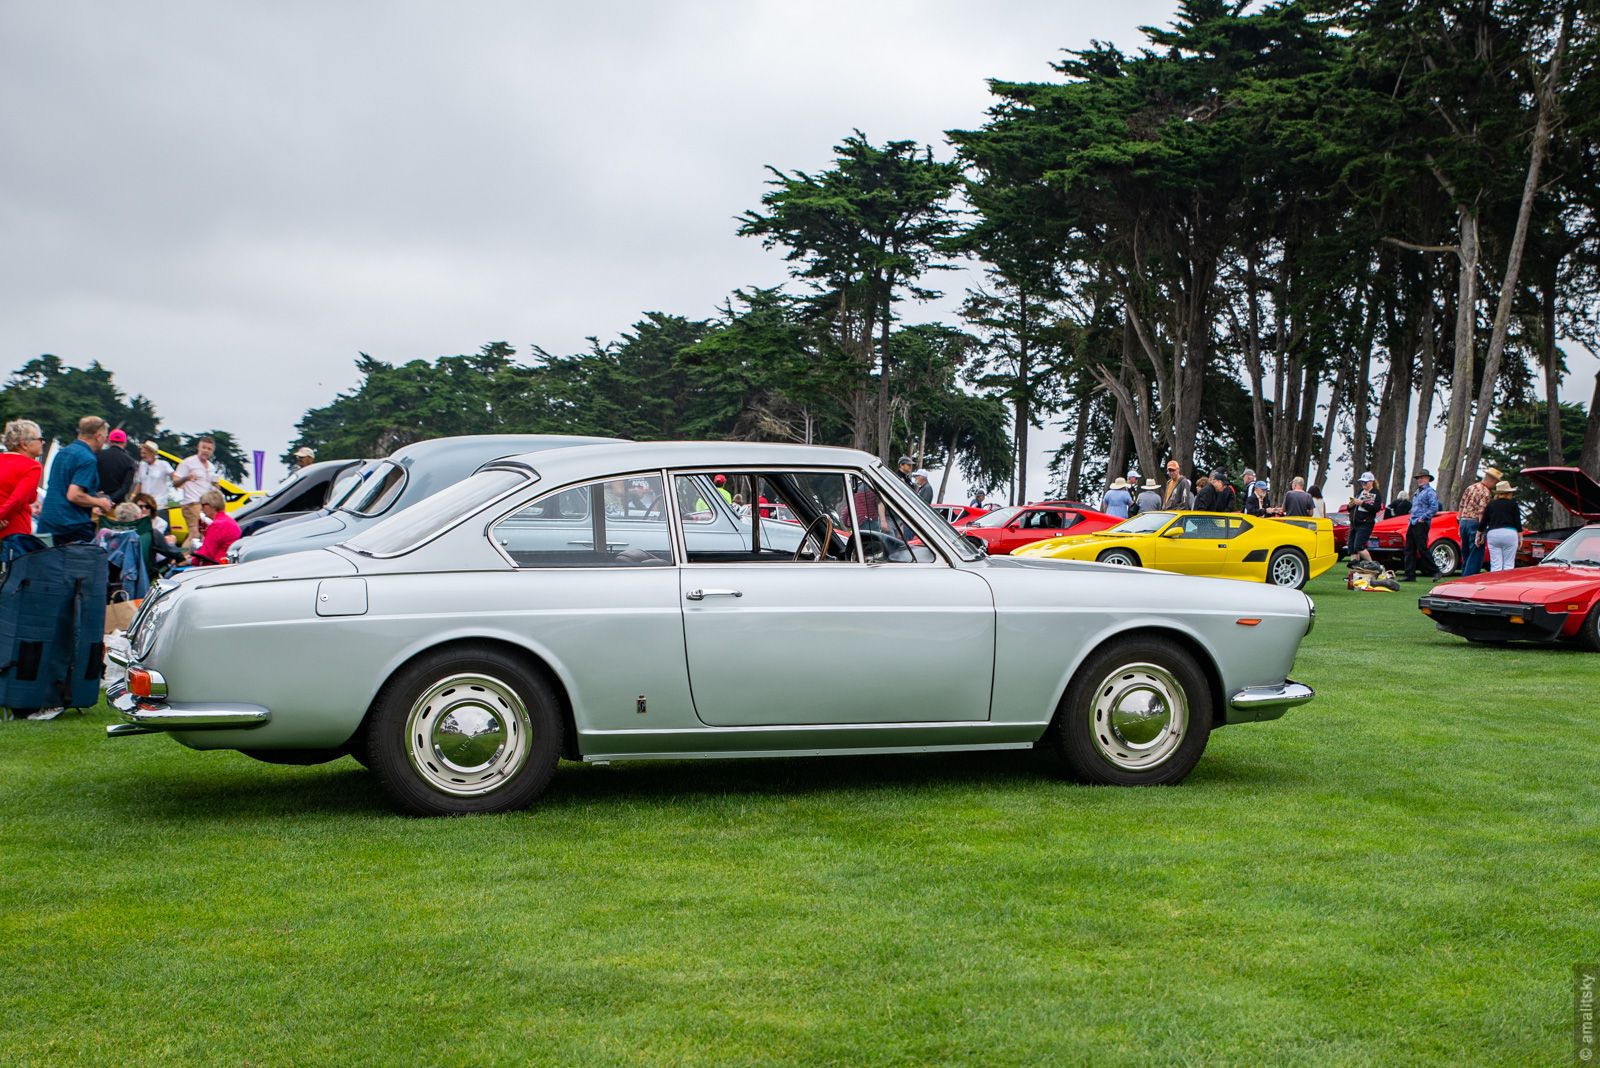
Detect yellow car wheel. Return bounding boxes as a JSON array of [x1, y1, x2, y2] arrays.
[[1266, 547, 1310, 589]]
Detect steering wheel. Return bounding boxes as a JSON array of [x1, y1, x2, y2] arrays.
[[794, 514, 835, 561]]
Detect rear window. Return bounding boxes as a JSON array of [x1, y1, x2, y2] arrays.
[[338, 461, 406, 517], [346, 469, 531, 557]]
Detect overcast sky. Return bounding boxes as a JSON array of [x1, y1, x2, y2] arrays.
[[4, 2, 1590, 497]]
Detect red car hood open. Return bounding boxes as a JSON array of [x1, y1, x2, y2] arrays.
[[1432, 565, 1600, 604], [1523, 466, 1600, 520]]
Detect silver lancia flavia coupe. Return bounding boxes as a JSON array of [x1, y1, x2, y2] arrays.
[[109, 441, 1315, 815]]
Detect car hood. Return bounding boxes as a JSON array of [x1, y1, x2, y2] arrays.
[[173, 548, 359, 590], [1523, 467, 1600, 520], [1430, 565, 1600, 603], [982, 553, 1162, 578]]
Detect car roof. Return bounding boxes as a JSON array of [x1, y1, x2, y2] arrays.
[[494, 440, 882, 482], [389, 433, 624, 465]]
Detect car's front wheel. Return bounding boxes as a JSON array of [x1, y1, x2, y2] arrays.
[[1097, 548, 1141, 567], [1577, 605, 1600, 653], [1051, 637, 1213, 785], [1266, 547, 1309, 589], [367, 648, 562, 816]]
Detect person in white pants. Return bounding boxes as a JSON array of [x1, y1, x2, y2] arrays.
[[1480, 480, 1523, 572]]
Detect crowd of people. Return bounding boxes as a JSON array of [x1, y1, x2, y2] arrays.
[[0, 416, 255, 576], [1095, 459, 1531, 582]]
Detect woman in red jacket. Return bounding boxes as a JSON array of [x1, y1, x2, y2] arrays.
[[0, 419, 45, 538]]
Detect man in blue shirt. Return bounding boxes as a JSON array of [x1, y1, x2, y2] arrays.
[[37, 416, 114, 545], [1402, 469, 1441, 582]]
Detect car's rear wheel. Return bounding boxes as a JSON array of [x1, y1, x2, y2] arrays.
[[1430, 538, 1460, 576], [1051, 637, 1212, 785], [1266, 547, 1309, 589], [367, 648, 562, 816], [1097, 548, 1141, 567]]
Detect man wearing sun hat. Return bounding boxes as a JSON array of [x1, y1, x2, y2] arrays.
[[1103, 477, 1133, 519], [1402, 469, 1441, 582], [95, 427, 137, 505], [1456, 464, 1501, 577]]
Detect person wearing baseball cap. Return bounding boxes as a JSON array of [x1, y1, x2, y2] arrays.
[[1402, 469, 1440, 581], [1348, 471, 1381, 564], [95, 425, 137, 505], [895, 455, 914, 486], [292, 446, 316, 471], [1457, 465, 1501, 577]]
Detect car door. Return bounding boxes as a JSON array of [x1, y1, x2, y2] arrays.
[[674, 469, 996, 726], [1149, 514, 1230, 574]]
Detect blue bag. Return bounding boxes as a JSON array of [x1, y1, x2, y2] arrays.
[[0, 542, 109, 711]]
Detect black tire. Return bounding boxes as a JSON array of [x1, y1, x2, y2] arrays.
[[1429, 538, 1460, 576], [1096, 548, 1141, 567], [240, 748, 345, 766], [1577, 605, 1600, 653], [1051, 637, 1213, 786], [366, 648, 562, 816], [1266, 547, 1310, 589], [343, 729, 373, 769]]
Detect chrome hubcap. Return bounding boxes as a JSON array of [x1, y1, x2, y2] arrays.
[[1271, 554, 1305, 587], [406, 673, 532, 797], [1090, 663, 1187, 770], [1103, 552, 1136, 567]]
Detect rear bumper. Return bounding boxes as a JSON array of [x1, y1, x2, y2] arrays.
[[104, 652, 271, 737], [1226, 680, 1314, 724], [1418, 596, 1569, 643]]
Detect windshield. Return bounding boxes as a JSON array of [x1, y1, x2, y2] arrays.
[[968, 506, 1022, 529], [346, 469, 532, 556], [1542, 527, 1600, 567], [338, 461, 406, 517], [1110, 511, 1175, 535]]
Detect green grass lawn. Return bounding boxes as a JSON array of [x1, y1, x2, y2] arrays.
[[2, 572, 1595, 1066]]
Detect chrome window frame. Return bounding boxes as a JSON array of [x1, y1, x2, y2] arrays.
[[666, 465, 956, 569], [337, 459, 409, 518], [485, 468, 678, 571]]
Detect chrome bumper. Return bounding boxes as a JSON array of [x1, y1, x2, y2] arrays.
[[104, 653, 271, 737], [1226, 680, 1314, 724]]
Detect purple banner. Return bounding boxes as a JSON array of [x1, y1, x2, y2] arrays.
[[252, 450, 265, 490]]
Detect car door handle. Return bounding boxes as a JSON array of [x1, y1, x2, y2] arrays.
[[685, 588, 742, 601]]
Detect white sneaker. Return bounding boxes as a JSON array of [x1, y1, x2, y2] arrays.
[[26, 707, 65, 721]]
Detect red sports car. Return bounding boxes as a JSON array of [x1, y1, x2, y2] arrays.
[[1367, 509, 1462, 574], [1419, 520, 1600, 650], [954, 502, 1123, 556], [931, 503, 992, 526]]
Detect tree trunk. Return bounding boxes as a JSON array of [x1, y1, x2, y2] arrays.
[[1067, 396, 1090, 501], [1409, 295, 1438, 497], [1581, 369, 1600, 476], [937, 431, 957, 501], [1541, 273, 1570, 525], [1457, 4, 1571, 492], [1435, 204, 1479, 507]]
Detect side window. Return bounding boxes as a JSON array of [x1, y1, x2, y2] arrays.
[[676, 471, 852, 563], [848, 475, 937, 564], [1181, 515, 1230, 540], [493, 475, 671, 568]]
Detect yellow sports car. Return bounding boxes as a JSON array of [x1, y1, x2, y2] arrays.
[[1013, 510, 1338, 589]]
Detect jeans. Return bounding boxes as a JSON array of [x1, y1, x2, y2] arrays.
[[1459, 518, 1483, 576], [1485, 527, 1519, 571]]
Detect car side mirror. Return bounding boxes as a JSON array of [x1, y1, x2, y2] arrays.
[[1162, 527, 1184, 539]]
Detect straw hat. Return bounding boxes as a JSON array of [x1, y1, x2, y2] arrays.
[[1110, 477, 1129, 490], [1142, 478, 1160, 491], [1483, 466, 1503, 480], [1494, 480, 1514, 496]]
